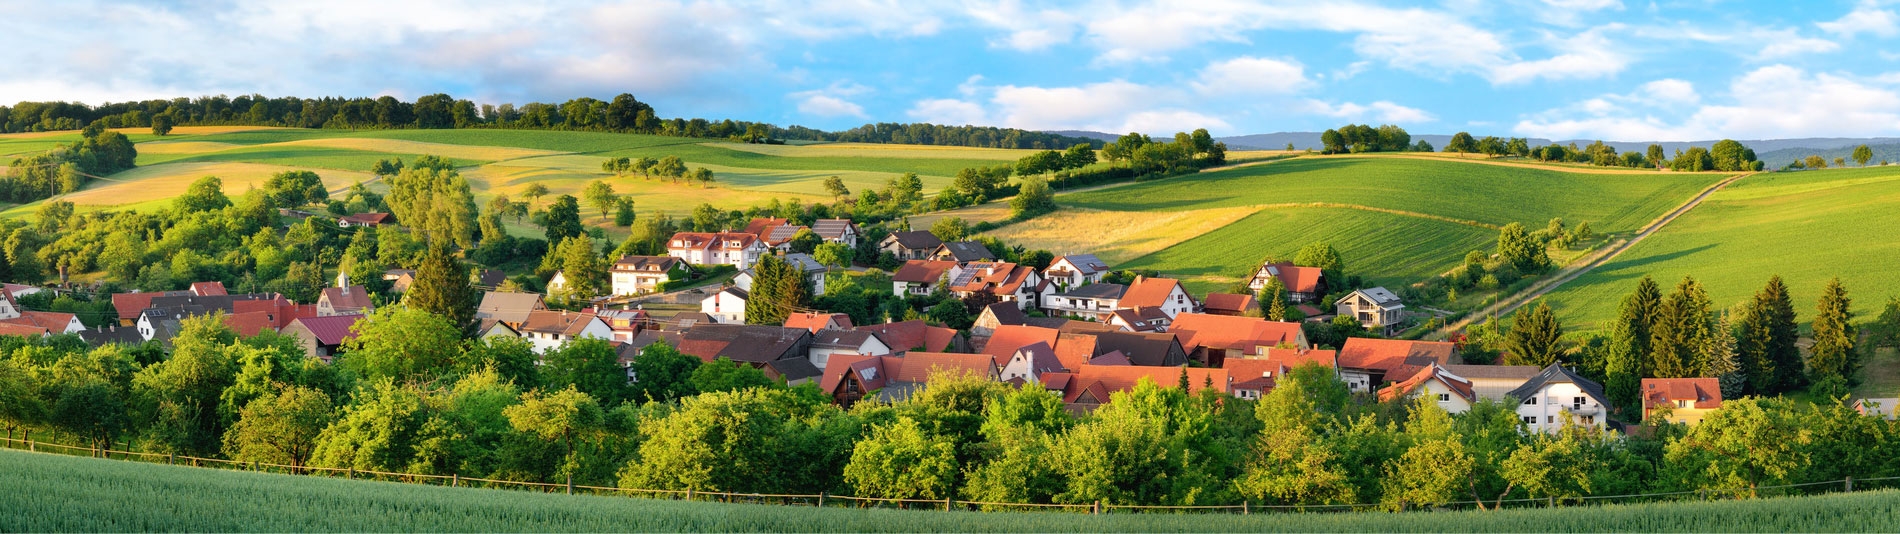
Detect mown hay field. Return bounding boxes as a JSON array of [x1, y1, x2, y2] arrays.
[[64, 162, 372, 206], [5, 449, 1896, 533], [1120, 206, 1499, 294], [1540, 166, 1900, 331], [986, 206, 1261, 265], [1061, 157, 1727, 234]]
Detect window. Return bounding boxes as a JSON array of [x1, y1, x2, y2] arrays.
[[1581, 415, 1594, 425], [1546, 415, 1555, 424], [1525, 397, 1538, 405], [1437, 393, 1451, 402], [1573, 396, 1586, 406], [1522, 416, 1535, 425]]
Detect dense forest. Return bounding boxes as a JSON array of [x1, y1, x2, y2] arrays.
[[0, 95, 1097, 149]]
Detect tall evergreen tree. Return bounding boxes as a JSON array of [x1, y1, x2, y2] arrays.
[[1649, 277, 1711, 379], [1738, 276, 1801, 394], [1604, 320, 1643, 417], [1260, 277, 1287, 321], [1808, 278, 1857, 385], [407, 245, 479, 337], [745, 255, 787, 325], [1504, 301, 1563, 367], [1702, 313, 1745, 400]]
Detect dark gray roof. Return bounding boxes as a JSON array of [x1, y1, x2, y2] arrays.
[[1090, 331, 1183, 366], [78, 325, 145, 347], [765, 357, 823, 382], [981, 302, 1029, 326], [146, 293, 278, 315], [886, 231, 943, 250], [681, 324, 811, 363], [664, 312, 715, 331], [1442, 364, 1542, 380], [1054, 282, 1127, 300], [1352, 287, 1404, 309], [936, 241, 996, 261], [812, 329, 879, 349], [811, 219, 856, 239], [1013, 341, 1066, 374], [1053, 254, 1109, 274], [782, 253, 825, 273], [1505, 364, 1609, 403]]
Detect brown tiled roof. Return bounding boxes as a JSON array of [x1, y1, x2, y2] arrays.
[[1061, 364, 1228, 404], [677, 324, 811, 363], [785, 312, 853, 333], [1259, 262, 1324, 294], [980, 302, 1028, 327], [320, 286, 374, 312], [1120, 277, 1186, 309], [742, 217, 790, 237], [341, 212, 394, 225], [1052, 333, 1099, 370], [892, 260, 959, 284], [980, 325, 1061, 366], [1337, 338, 1458, 383], [817, 353, 995, 395], [477, 292, 546, 324], [1643, 377, 1724, 410], [1202, 293, 1256, 314], [1222, 357, 1282, 392], [1261, 347, 1339, 370], [519, 310, 604, 337], [1378, 363, 1475, 402], [612, 255, 683, 273], [1110, 307, 1169, 332], [190, 282, 228, 296], [1171, 313, 1304, 356]]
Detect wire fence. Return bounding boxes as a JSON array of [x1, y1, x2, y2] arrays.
[[5, 434, 1896, 515]]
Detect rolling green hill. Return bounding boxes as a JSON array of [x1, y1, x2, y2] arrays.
[[5, 449, 1893, 533], [1540, 166, 1900, 331]]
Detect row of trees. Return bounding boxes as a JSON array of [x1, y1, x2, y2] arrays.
[[1, 124, 137, 202], [600, 156, 713, 186], [1322, 124, 1416, 154]]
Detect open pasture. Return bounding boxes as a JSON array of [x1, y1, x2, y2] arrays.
[[1539, 166, 1900, 331]]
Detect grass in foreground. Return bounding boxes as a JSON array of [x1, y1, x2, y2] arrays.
[[1541, 167, 1900, 331], [4, 449, 1896, 533]]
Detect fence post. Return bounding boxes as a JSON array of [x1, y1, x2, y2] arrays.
[[1548, 496, 1555, 508], [687, 489, 694, 501], [818, 492, 826, 507], [347, 467, 355, 480], [944, 497, 952, 512], [168, 452, 174, 465], [453, 473, 459, 487], [1093, 500, 1101, 515], [1243, 501, 1250, 515], [26, 431, 33, 452], [1846, 476, 1853, 492]]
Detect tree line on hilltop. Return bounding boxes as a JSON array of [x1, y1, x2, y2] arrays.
[[1319, 124, 1764, 171]]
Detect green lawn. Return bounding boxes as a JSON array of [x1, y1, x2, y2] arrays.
[[1061, 157, 1726, 233], [1540, 167, 1900, 331], [136, 144, 488, 171], [6, 449, 1897, 533], [1121, 206, 1498, 294]]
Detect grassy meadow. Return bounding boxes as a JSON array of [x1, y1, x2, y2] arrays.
[[6, 448, 1897, 533], [1539, 166, 1900, 331]]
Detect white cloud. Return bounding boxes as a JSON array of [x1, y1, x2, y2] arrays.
[[1757, 36, 1840, 59], [1515, 65, 1900, 141], [907, 78, 1231, 134], [1818, 0, 1900, 38], [795, 94, 866, 118], [1192, 57, 1310, 96], [1542, 0, 1622, 10], [1638, 79, 1699, 105], [1488, 28, 1628, 84], [906, 98, 988, 126], [964, 1, 1077, 51], [1302, 100, 1436, 124]]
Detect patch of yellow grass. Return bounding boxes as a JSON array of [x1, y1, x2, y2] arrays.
[[0, 126, 288, 139], [711, 142, 1030, 161], [63, 162, 372, 207], [985, 206, 1260, 263], [135, 141, 242, 155], [273, 138, 563, 162], [464, 157, 829, 217]]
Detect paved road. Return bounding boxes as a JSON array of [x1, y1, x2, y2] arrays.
[[1426, 172, 1751, 339]]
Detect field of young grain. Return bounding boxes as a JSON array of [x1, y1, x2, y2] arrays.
[[1121, 206, 1500, 294], [4, 449, 1894, 533], [1540, 166, 1900, 331], [1061, 157, 1726, 234]]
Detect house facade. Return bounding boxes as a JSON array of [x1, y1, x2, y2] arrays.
[[1043, 254, 1109, 291], [1508, 364, 1611, 434], [1337, 287, 1405, 335], [891, 260, 960, 296], [1642, 377, 1723, 425], [949, 262, 1047, 311], [879, 231, 943, 260], [1040, 283, 1126, 320], [610, 256, 687, 296], [517, 310, 615, 354], [700, 287, 748, 324], [667, 232, 769, 269], [1249, 262, 1326, 302], [810, 219, 860, 246], [1119, 277, 1197, 319]]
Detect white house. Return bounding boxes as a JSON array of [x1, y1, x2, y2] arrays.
[[1508, 364, 1611, 434], [611, 256, 687, 296], [1378, 363, 1476, 414], [0, 293, 85, 334], [891, 260, 960, 296], [736, 253, 827, 295], [806, 329, 892, 370], [948, 262, 1047, 311], [1043, 254, 1110, 291], [1337, 287, 1405, 336], [1040, 282, 1126, 320], [700, 286, 749, 324], [516, 310, 614, 354], [667, 232, 769, 269], [810, 219, 860, 246], [1119, 276, 1196, 319], [999, 341, 1066, 384]]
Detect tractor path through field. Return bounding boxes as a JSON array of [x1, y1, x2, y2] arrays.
[[1427, 172, 1751, 339]]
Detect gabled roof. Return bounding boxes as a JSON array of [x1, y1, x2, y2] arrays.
[[980, 325, 1061, 366], [781, 253, 824, 273], [761, 225, 809, 246], [1120, 277, 1188, 309], [1506, 364, 1609, 404], [1260, 347, 1339, 371], [340, 212, 394, 225], [884, 230, 943, 250], [0, 323, 50, 337], [1090, 331, 1183, 367], [1345, 287, 1403, 309], [477, 292, 546, 324], [233, 298, 319, 329], [669, 232, 763, 251], [1052, 333, 1099, 370], [190, 282, 228, 296], [287, 314, 367, 346], [1088, 350, 1131, 366], [78, 325, 144, 347], [612, 255, 683, 273], [1060, 364, 1229, 404], [742, 217, 790, 237], [856, 320, 957, 353], [1109, 307, 1169, 332], [810, 328, 880, 350], [1441, 364, 1541, 380], [519, 310, 605, 337], [320, 286, 374, 311], [1010, 341, 1067, 376], [1643, 378, 1723, 410], [1257, 262, 1324, 294], [1049, 254, 1109, 276], [1171, 313, 1304, 356], [785, 312, 854, 333], [1378, 363, 1475, 403], [221, 311, 278, 337], [764, 357, 823, 382], [677, 324, 811, 363], [1053, 283, 1127, 300], [111, 290, 192, 321], [475, 269, 508, 289], [662, 312, 715, 331], [935, 241, 996, 262], [818, 352, 996, 397], [892, 260, 959, 284], [979, 302, 1029, 327], [1337, 338, 1458, 382], [1202, 293, 1256, 314], [811, 219, 857, 239], [1222, 357, 1283, 392], [0, 310, 76, 332]]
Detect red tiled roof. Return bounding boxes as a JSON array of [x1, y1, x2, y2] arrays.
[[892, 260, 959, 284], [1060, 364, 1229, 404], [0, 323, 50, 337], [222, 311, 278, 337], [1119, 277, 1185, 309], [1261, 347, 1338, 370], [190, 281, 228, 296], [0, 310, 76, 333], [1202, 293, 1256, 314], [980, 325, 1060, 366], [1378, 363, 1474, 403], [289, 314, 366, 346], [950, 262, 1036, 296], [743, 217, 790, 237], [784, 312, 853, 333], [893, 352, 996, 383], [112, 291, 189, 321], [1337, 338, 1458, 383], [1643, 378, 1723, 410], [1222, 357, 1282, 392], [1170, 313, 1305, 356], [1261, 262, 1323, 294], [234, 298, 319, 329], [1052, 333, 1099, 370]]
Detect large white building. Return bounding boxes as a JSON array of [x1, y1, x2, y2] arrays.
[[667, 232, 768, 269], [1507, 364, 1611, 434]]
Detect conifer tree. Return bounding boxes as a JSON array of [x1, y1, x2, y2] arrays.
[[1604, 320, 1643, 416], [1504, 301, 1562, 367], [1620, 276, 1662, 375], [1260, 277, 1287, 321], [745, 255, 785, 325], [1738, 276, 1801, 394], [1650, 277, 1711, 379], [407, 245, 478, 337], [1702, 313, 1745, 399], [1808, 278, 1857, 385]]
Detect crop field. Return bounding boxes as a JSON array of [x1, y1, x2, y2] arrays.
[[987, 206, 1261, 264], [1061, 157, 1724, 234], [465, 155, 855, 217], [1120, 206, 1499, 294], [1540, 166, 1900, 331], [4, 449, 1896, 533]]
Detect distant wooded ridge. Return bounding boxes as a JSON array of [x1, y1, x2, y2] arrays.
[[0, 95, 1100, 150]]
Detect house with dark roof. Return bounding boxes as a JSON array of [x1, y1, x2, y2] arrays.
[[930, 241, 997, 262], [891, 260, 960, 296], [856, 320, 960, 355], [1336, 337, 1458, 393], [110, 290, 193, 325], [818, 352, 997, 406], [676, 324, 819, 384], [972, 302, 1028, 337], [1000, 341, 1066, 384], [1090, 331, 1188, 367], [1201, 293, 1256, 316], [1119, 276, 1196, 319], [879, 230, 943, 260], [949, 261, 1048, 311], [810, 219, 860, 246], [1106, 307, 1171, 333], [383, 269, 418, 293], [806, 328, 891, 370], [610, 256, 687, 296], [1249, 262, 1326, 302], [77, 324, 145, 347], [517, 310, 614, 353], [338, 212, 394, 228], [1509, 364, 1611, 434], [1169, 313, 1308, 366], [282, 314, 367, 361], [1642, 377, 1723, 425], [1337, 287, 1405, 335], [1040, 282, 1126, 320], [1043, 254, 1109, 291]]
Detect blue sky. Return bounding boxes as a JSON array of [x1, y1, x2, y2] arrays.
[[5, 0, 1899, 141]]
